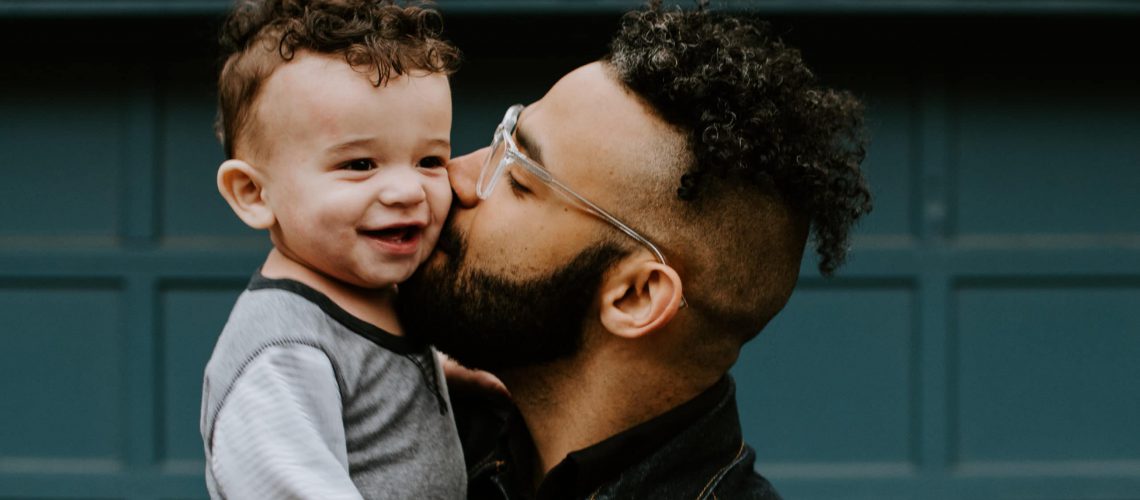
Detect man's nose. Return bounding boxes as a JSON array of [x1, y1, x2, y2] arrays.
[[448, 147, 490, 208]]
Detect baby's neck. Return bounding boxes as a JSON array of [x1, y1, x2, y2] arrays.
[[261, 248, 402, 335]]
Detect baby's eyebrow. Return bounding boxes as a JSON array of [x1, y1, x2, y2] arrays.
[[424, 138, 451, 150], [326, 138, 376, 155]]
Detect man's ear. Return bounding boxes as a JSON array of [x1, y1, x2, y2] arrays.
[[217, 159, 275, 229], [598, 258, 684, 339]]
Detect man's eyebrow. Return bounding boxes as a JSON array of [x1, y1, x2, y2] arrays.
[[514, 123, 545, 168]]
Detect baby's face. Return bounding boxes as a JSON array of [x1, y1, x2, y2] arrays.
[[252, 51, 452, 288]]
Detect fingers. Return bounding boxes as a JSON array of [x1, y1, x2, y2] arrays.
[[438, 351, 511, 400]]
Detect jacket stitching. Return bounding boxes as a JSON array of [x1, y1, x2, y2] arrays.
[[586, 441, 748, 500], [696, 441, 746, 500], [469, 453, 503, 478]]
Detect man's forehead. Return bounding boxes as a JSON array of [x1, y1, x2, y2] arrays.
[[519, 62, 677, 178], [529, 63, 641, 128]]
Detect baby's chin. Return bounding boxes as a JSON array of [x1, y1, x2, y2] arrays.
[[381, 260, 422, 287], [340, 259, 421, 290]]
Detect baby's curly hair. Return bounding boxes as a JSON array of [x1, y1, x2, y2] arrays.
[[606, 0, 871, 276], [215, 0, 460, 159]]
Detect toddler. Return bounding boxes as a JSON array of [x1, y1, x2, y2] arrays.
[[199, 1, 464, 498]]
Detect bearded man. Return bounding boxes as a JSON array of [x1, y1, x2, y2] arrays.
[[398, 2, 872, 498]]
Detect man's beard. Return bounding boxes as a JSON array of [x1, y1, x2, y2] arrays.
[[396, 219, 626, 373]]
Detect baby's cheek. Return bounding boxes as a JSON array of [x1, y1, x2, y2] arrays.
[[425, 194, 447, 233], [430, 178, 453, 218], [418, 228, 442, 262]]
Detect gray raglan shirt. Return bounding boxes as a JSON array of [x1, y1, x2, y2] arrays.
[[200, 273, 465, 499]]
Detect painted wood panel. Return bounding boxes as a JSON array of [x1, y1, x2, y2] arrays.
[[0, 284, 124, 462], [735, 285, 916, 465], [0, 65, 126, 241], [955, 282, 1140, 463], [1, 9, 1137, 500]]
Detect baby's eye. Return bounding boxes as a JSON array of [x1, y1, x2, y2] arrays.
[[419, 156, 447, 169], [343, 159, 375, 172]]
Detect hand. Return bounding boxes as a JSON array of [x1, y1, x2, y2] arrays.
[[437, 351, 510, 401]]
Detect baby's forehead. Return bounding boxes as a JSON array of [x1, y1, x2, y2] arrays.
[[242, 58, 452, 165], [238, 55, 360, 158]]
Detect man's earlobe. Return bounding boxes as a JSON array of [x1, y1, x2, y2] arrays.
[[217, 159, 275, 229], [599, 260, 684, 339]]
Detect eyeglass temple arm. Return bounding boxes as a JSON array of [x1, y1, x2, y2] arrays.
[[504, 103, 686, 306]]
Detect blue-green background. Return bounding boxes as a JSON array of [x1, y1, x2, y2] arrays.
[[1, 1, 1138, 498]]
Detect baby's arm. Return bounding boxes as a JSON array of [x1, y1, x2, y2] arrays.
[[208, 344, 363, 500]]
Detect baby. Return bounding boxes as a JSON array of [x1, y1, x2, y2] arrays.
[[199, 1, 464, 498]]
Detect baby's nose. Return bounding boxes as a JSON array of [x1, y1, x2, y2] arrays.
[[376, 169, 428, 207]]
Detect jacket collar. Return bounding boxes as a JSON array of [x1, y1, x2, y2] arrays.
[[470, 376, 744, 499]]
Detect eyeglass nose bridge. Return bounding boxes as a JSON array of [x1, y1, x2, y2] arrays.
[[502, 104, 523, 133], [476, 105, 526, 200], [475, 126, 506, 200]]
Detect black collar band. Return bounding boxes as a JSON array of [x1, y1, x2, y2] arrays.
[[247, 271, 426, 355], [512, 376, 733, 499]]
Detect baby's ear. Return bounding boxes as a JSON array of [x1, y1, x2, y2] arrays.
[[217, 159, 275, 229]]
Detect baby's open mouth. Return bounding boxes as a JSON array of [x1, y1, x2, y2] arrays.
[[362, 225, 422, 244]]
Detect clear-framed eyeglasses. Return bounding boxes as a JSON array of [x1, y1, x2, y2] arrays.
[[476, 104, 687, 307]]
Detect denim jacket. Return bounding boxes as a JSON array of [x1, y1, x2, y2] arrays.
[[456, 376, 782, 500]]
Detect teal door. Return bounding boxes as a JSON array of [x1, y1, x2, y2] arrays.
[[2, 2, 1137, 499]]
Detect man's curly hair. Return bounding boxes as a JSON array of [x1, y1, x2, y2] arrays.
[[606, 0, 871, 276], [215, 0, 460, 159]]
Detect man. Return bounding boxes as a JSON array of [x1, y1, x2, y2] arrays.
[[398, 2, 872, 498]]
